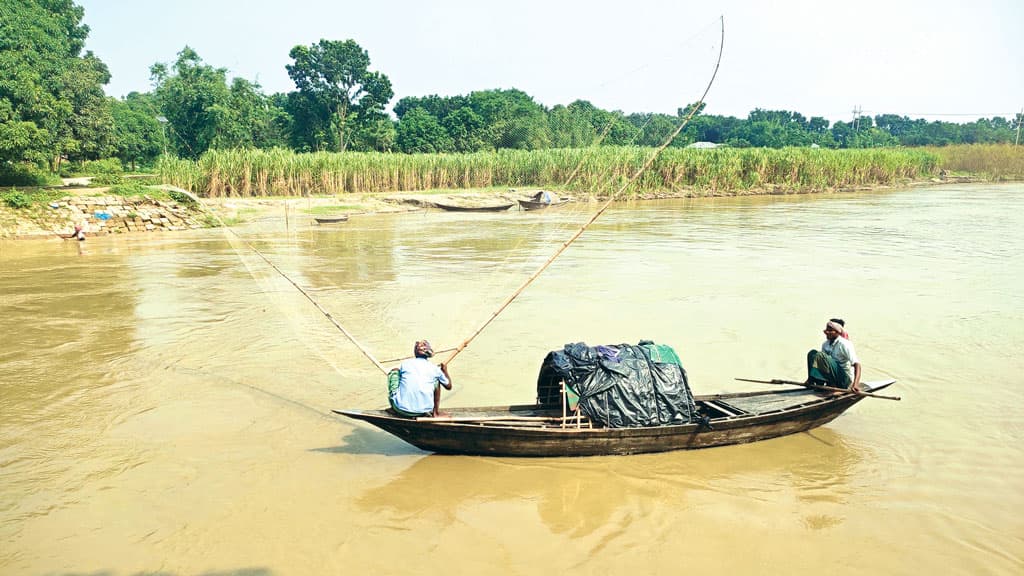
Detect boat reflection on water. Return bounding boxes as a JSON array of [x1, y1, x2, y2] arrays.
[[353, 428, 866, 538]]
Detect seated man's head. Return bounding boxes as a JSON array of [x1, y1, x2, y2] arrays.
[[414, 340, 434, 358]]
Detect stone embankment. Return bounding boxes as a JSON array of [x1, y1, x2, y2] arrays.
[[3, 195, 205, 239]]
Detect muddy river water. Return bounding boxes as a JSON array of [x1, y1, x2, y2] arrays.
[[1, 183, 1021, 575]]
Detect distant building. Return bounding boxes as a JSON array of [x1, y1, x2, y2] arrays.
[[686, 141, 719, 149]]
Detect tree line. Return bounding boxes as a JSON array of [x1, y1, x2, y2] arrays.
[[2, 0, 1022, 182]]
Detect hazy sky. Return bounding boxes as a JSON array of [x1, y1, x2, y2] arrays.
[[76, 0, 1023, 123]]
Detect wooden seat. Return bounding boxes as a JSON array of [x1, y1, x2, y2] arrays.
[[702, 399, 747, 417]]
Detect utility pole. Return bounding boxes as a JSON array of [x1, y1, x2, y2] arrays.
[[1016, 108, 1022, 146], [157, 116, 169, 156], [852, 105, 862, 131]]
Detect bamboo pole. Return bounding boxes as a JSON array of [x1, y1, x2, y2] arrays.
[[442, 17, 726, 367], [561, 381, 568, 428], [735, 378, 901, 401]]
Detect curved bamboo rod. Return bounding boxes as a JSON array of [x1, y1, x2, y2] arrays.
[[442, 17, 726, 366]]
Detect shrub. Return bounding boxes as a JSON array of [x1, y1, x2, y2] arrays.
[[108, 182, 150, 197], [2, 189, 31, 209], [0, 163, 58, 187], [81, 158, 125, 186], [91, 173, 125, 186], [167, 189, 197, 205], [81, 158, 124, 176], [58, 162, 79, 178]]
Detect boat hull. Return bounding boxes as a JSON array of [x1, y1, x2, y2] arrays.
[[432, 202, 513, 212], [334, 382, 893, 457], [314, 215, 349, 224], [518, 199, 570, 211]]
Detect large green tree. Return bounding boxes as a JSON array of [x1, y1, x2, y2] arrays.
[[396, 107, 452, 153], [150, 47, 233, 158], [628, 113, 684, 147], [466, 89, 550, 150], [286, 39, 393, 152], [150, 48, 288, 157], [110, 92, 165, 170], [549, 100, 633, 148], [0, 0, 112, 169], [225, 78, 290, 149], [395, 94, 488, 152], [60, 51, 115, 163], [442, 107, 486, 152]]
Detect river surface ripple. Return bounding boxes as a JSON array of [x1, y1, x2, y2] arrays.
[[1, 183, 1022, 575]]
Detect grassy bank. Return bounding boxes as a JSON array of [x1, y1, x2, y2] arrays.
[[0, 182, 208, 239], [2, 181, 195, 210], [157, 146, 947, 198], [927, 144, 1024, 180]]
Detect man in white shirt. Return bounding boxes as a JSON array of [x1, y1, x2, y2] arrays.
[[806, 319, 862, 391], [388, 340, 453, 417]]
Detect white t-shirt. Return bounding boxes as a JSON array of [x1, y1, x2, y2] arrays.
[[822, 336, 859, 382], [392, 357, 449, 414]]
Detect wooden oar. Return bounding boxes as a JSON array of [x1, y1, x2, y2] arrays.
[[735, 378, 901, 401]]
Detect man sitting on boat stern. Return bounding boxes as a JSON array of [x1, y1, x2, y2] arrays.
[[388, 340, 452, 417], [806, 318, 862, 392]]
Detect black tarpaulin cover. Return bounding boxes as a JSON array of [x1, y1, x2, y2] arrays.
[[536, 341, 697, 428]]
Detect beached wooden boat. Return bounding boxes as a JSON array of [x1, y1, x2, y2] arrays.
[[518, 198, 572, 211], [335, 379, 896, 457], [432, 201, 514, 212], [314, 215, 349, 224]]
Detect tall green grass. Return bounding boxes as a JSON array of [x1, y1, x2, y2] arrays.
[[157, 147, 944, 198], [928, 144, 1024, 179]]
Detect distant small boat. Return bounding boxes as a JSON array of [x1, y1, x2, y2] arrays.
[[432, 201, 513, 212], [314, 215, 349, 224], [517, 190, 570, 211], [518, 198, 571, 211]]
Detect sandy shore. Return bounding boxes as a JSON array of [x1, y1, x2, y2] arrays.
[[0, 186, 562, 238], [1, 176, 984, 240]]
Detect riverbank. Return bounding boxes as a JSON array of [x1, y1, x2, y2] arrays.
[[0, 173, 986, 240]]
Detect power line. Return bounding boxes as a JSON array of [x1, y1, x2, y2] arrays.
[[859, 111, 1021, 118]]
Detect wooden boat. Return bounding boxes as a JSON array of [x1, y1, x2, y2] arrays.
[[432, 201, 514, 212], [314, 215, 349, 224], [518, 198, 572, 211], [334, 379, 896, 457]]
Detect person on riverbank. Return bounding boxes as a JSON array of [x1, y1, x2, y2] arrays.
[[532, 190, 554, 205], [388, 340, 452, 417], [59, 223, 86, 241], [59, 222, 87, 254], [806, 318, 861, 391]]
